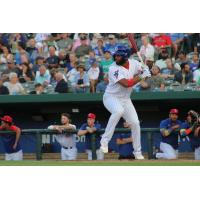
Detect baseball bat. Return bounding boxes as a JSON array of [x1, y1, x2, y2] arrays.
[[127, 33, 145, 67]]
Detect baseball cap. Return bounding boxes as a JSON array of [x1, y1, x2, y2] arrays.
[[169, 109, 179, 115], [108, 34, 115, 39], [146, 56, 154, 61], [1, 115, 13, 123], [88, 113, 96, 119]]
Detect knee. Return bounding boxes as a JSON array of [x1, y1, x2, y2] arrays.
[[113, 109, 124, 118]]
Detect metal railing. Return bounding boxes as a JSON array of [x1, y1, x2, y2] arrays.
[[0, 128, 160, 160]]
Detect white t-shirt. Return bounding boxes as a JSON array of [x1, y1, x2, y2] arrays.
[[105, 59, 142, 98], [193, 69, 200, 84], [87, 67, 100, 80], [139, 44, 155, 58]]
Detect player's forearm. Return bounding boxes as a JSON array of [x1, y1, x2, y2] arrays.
[[14, 130, 21, 145], [118, 77, 141, 88], [77, 130, 88, 136], [123, 137, 133, 143]]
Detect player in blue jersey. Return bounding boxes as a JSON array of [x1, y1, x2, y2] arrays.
[[180, 110, 200, 160], [78, 113, 104, 160], [116, 121, 135, 160], [155, 109, 182, 159], [0, 115, 23, 160]]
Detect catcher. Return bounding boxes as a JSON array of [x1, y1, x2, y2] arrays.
[[180, 110, 200, 160]]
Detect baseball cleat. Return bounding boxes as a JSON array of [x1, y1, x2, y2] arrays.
[[100, 145, 108, 153], [134, 154, 145, 160]]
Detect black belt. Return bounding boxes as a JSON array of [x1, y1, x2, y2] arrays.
[[62, 146, 73, 149]]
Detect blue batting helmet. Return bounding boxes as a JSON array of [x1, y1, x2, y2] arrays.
[[113, 46, 130, 60]]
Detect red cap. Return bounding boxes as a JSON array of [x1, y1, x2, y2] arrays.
[[87, 113, 96, 119], [1, 115, 13, 123], [169, 109, 179, 115]]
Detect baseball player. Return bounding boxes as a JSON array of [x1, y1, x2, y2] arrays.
[[48, 113, 77, 160], [116, 121, 135, 160], [99, 46, 151, 159], [180, 110, 200, 160], [0, 115, 23, 160], [78, 113, 104, 160], [155, 109, 182, 159]]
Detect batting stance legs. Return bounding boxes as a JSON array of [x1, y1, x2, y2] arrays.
[[100, 93, 143, 159]]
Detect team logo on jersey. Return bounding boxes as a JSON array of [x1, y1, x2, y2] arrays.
[[114, 70, 119, 79]]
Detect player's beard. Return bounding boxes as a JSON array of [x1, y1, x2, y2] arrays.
[[115, 58, 127, 66]]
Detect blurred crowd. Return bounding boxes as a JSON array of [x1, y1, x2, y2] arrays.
[[0, 33, 200, 95]]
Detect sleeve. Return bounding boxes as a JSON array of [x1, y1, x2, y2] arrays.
[[193, 70, 200, 82], [132, 60, 143, 75], [160, 120, 167, 129], [95, 123, 101, 130], [108, 66, 125, 84], [181, 122, 189, 129], [71, 124, 76, 130], [166, 35, 172, 45], [79, 124, 86, 130], [10, 125, 20, 132]]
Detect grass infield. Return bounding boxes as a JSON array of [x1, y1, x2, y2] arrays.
[[0, 160, 200, 166]]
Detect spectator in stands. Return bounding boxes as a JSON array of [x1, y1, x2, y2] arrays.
[[145, 56, 154, 70], [88, 61, 100, 93], [58, 50, 68, 68], [65, 53, 78, 73], [1, 57, 20, 82], [168, 33, 184, 58], [175, 51, 189, 65], [54, 72, 68, 93], [140, 65, 165, 91], [35, 65, 51, 86], [10, 33, 27, 54], [18, 63, 34, 83], [189, 53, 199, 72], [152, 33, 172, 53], [139, 35, 155, 60], [73, 63, 90, 93], [93, 37, 105, 57], [174, 62, 193, 85], [104, 34, 119, 55], [15, 42, 29, 66], [32, 56, 45, 75], [0, 46, 10, 69], [66, 61, 79, 87], [78, 113, 104, 160], [48, 113, 77, 160], [155, 48, 169, 70], [85, 51, 97, 71], [46, 46, 59, 69], [193, 64, 200, 85], [100, 50, 113, 78], [0, 78, 9, 95], [26, 38, 38, 65], [96, 75, 109, 93], [160, 58, 179, 80], [116, 121, 135, 160], [29, 83, 45, 94], [56, 33, 73, 51], [4, 72, 25, 95], [74, 35, 92, 58]]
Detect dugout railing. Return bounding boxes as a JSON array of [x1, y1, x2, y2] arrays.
[[0, 128, 159, 160]]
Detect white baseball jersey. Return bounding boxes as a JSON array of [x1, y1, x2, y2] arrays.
[[49, 124, 77, 148], [105, 59, 142, 98]]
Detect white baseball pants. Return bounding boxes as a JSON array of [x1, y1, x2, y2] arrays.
[[194, 147, 200, 160], [5, 150, 23, 161], [100, 93, 142, 156], [61, 147, 77, 160], [86, 149, 104, 160], [156, 142, 178, 159]]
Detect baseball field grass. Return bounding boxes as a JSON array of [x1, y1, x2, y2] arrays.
[[0, 160, 200, 166]]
